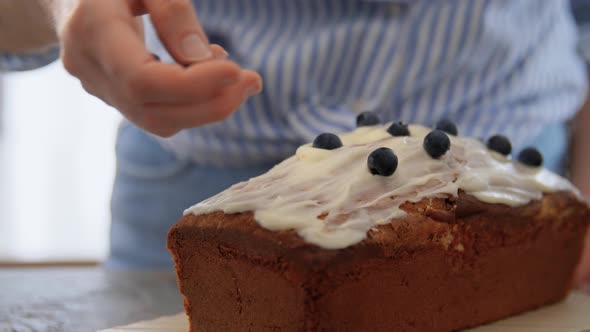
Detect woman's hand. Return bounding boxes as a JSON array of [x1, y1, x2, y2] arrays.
[[56, 0, 262, 137]]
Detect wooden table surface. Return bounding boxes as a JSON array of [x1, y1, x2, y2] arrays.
[[1, 267, 589, 332], [0, 267, 183, 332]]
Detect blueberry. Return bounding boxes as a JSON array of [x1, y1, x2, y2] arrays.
[[368, 148, 398, 176], [151, 53, 161, 61], [356, 111, 381, 127], [486, 135, 512, 156], [387, 122, 410, 137], [423, 130, 451, 158], [435, 119, 458, 136], [517, 147, 543, 167], [312, 133, 343, 150]]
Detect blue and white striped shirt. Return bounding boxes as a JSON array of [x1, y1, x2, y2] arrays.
[[3, 1, 588, 167], [150, 0, 588, 167]]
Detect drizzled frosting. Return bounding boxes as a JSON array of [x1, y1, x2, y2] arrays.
[[185, 124, 580, 249]]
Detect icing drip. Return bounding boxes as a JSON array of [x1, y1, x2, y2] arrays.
[[185, 124, 579, 249]]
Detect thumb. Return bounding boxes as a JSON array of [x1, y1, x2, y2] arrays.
[[143, 0, 212, 64]]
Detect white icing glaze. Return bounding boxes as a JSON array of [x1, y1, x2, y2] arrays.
[[185, 124, 581, 249]]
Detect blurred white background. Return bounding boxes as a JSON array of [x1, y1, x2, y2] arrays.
[[0, 61, 121, 263]]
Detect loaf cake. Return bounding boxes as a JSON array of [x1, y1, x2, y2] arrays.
[[168, 117, 590, 332]]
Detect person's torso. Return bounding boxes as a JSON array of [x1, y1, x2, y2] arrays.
[[146, 0, 587, 167]]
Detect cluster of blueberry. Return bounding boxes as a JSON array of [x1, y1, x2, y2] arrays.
[[311, 112, 544, 177]]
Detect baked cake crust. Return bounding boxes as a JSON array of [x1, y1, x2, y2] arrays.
[[168, 191, 590, 332]]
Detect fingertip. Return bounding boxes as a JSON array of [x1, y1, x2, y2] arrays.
[[242, 69, 262, 83], [143, 0, 211, 64], [180, 34, 213, 62], [240, 69, 263, 94], [217, 61, 242, 85], [210, 44, 229, 59]]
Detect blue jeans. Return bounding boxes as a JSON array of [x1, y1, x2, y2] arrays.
[[106, 122, 273, 269], [106, 122, 569, 269]]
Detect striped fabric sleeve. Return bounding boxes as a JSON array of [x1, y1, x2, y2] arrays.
[[572, 0, 590, 64], [0, 46, 60, 72]]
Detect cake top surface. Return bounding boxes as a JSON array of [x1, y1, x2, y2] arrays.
[[186, 121, 581, 249]]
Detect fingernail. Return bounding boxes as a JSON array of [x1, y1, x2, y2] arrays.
[[215, 51, 229, 60], [181, 34, 212, 61], [244, 84, 262, 98], [215, 49, 229, 59], [254, 78, 263, 93]]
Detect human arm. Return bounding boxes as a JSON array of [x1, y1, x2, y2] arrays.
[[0, 1, 61, 71], [0, 1, 58, 53]]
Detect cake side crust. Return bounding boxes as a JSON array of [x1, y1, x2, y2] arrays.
[[167, 192, 590, 332]]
